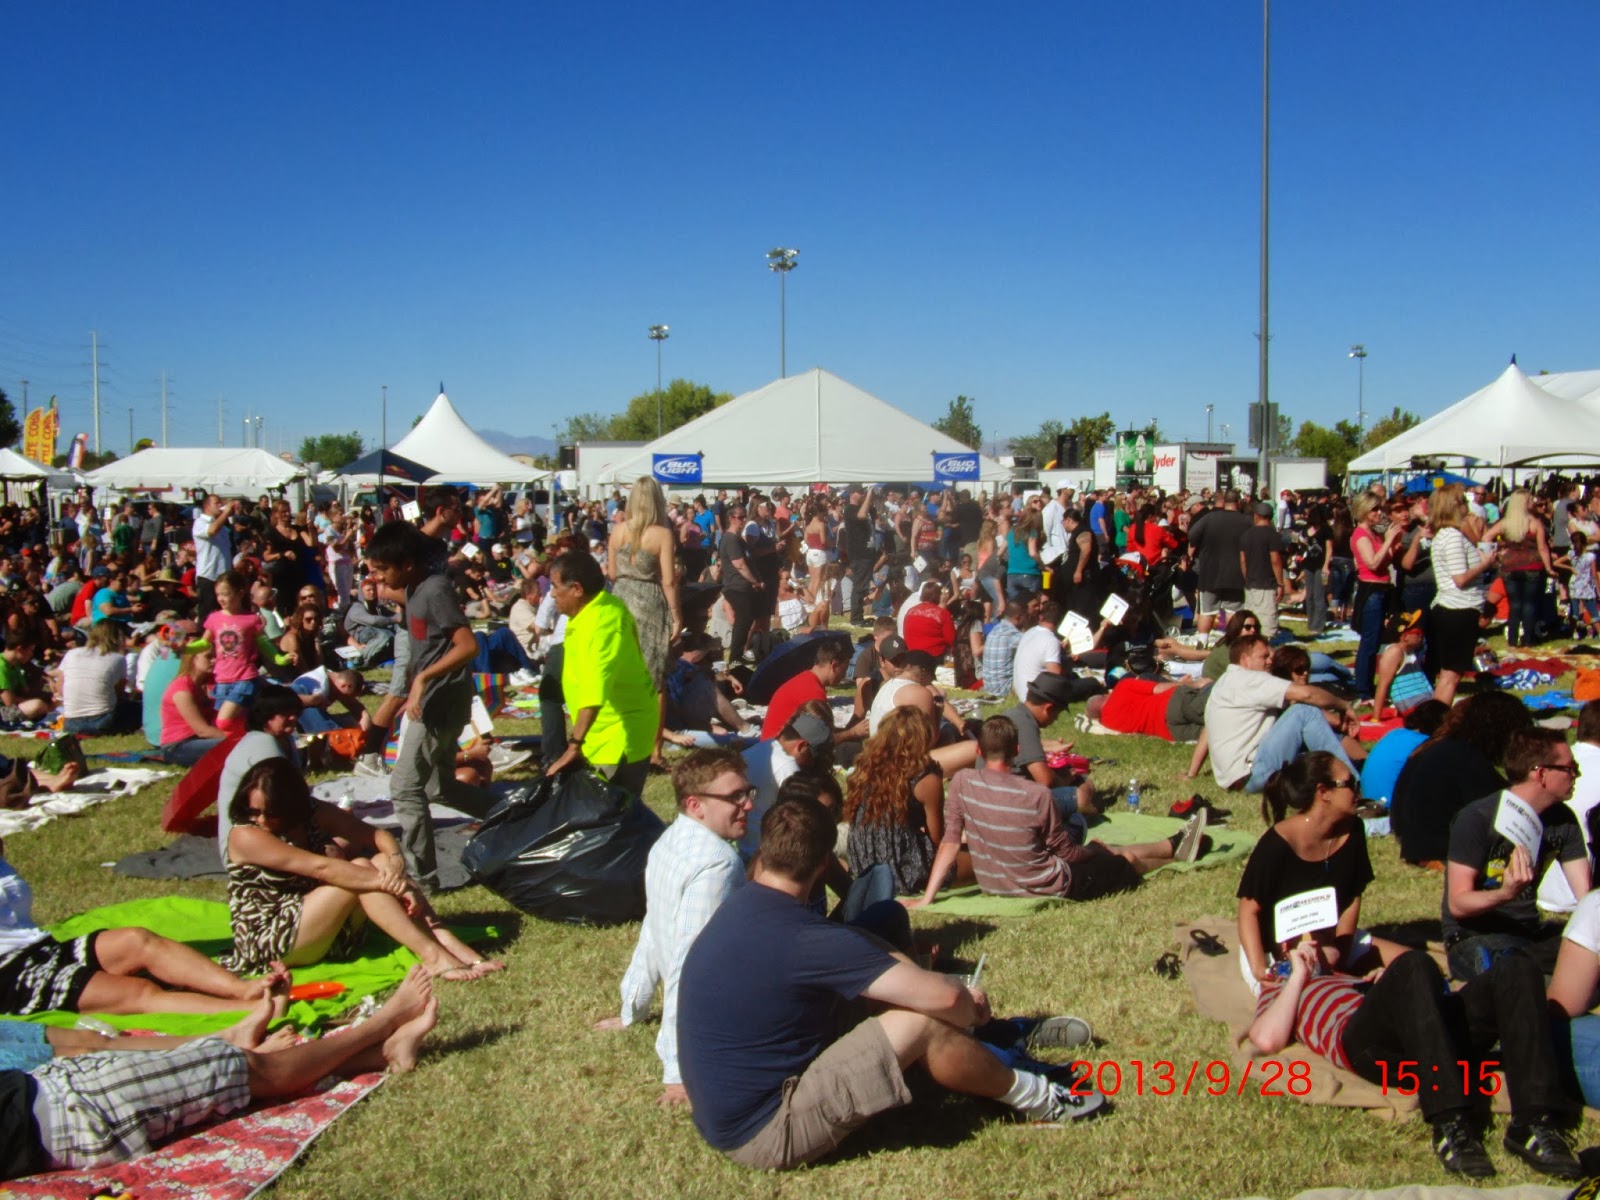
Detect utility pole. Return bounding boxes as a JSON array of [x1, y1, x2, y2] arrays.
[[217, 394, 224, 447], [19, 380, 27, 420], [160, 371, 168, 447], [1255, 0, 1271, 498], [381, 384, 387, 449], [128, 408, 133, 456], [90, 330, 102, 454]]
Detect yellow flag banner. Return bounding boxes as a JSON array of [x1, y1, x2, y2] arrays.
[[21, 410, 45, 462]]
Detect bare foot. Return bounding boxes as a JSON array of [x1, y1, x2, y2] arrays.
[[219, 994, 277, 1050], [37, 762, 80, 794], [381, 995, 439, 1074], [593, 1015, 624, 1032], [465, 958, 505, 976], [257, 1026, 299, 1052], [382, 965, 433, 1024]]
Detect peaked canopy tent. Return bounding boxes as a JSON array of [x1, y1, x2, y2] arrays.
[[389, 390, 545, 486], [83, 447, 306, 496], [332, 448, 439, 485], [0, 448, 78, 506], [1349, 362, 1600, 472], [592, 368, 1009, 487]]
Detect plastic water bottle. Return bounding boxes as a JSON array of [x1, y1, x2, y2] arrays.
[[1126, 778, 1141, 813]]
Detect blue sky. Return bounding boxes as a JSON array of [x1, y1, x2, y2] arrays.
[[4, 2, 1596, 458]]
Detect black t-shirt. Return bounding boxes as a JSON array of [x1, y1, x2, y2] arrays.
[[1238, 524, 1283, 590], [954, 499, 983, 543], [841, 512, 874, 561], [1441, 792, 1584, 942], [719, 530, 753, 591], [1391, 741, 1505, 865], [1301, 522, 1328, 572], [1189, 509, 1252, 592], [678, 883, 896, 1151], [0, 1070, 43, 1181], [1237, 824, 1374, 954]]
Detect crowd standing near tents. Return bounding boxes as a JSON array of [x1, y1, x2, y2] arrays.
[[13, 366, 1600, 1190]]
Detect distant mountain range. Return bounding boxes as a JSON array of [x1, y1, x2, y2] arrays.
[[475, 429, 559, 458]]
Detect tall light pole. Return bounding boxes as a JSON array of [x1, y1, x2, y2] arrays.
[[648, 324, 670, 436], [254, 416, 264, 449], [1206, 403, 1214, 442], [766, 247, 798, 377], [1349, 344, 1368, 438], [1255, 0, 1272, 496]]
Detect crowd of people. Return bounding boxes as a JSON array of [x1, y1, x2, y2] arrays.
[[7, 467, 1600, 1182]]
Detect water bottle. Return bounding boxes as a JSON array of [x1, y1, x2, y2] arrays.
[[1126, 777, 1141, 813]]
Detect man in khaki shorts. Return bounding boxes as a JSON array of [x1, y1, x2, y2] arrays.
[[677, 798, 1102, 1170]]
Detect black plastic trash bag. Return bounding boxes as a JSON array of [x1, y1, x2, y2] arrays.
[[461, 770, 665, 925]]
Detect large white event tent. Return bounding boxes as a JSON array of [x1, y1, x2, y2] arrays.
[[390, 389, 544, 486], [84, 447, 305, 496], [1350, 363, 1600, 472], [593, 368, 1008, 487]]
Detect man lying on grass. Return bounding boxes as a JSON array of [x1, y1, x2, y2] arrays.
[[909, 716, 1210, 908], [0, 965, 439, 1180], [677, 796, 1104, 1170]]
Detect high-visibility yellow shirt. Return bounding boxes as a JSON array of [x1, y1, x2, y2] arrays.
[[562, 590, 659, 765]]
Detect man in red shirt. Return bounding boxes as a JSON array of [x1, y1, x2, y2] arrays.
[[902, 582, 956, 660], [760, 639, 851, 739]]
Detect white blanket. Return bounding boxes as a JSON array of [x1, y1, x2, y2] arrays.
[[0, 768, 173, 838]]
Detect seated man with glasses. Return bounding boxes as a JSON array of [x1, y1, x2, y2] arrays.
[[1443, 728, 1591, 981], [595, 748, 752, 1106]]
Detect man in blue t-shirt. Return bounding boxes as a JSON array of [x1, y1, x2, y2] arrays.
[[677, 798, 1103, 1170]]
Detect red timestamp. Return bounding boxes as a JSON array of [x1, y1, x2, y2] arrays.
[[1375, 1060, 1502, 1097], [1064, 1059, 1314, 1098]]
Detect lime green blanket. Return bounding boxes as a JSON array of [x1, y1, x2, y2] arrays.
[[911, 810, 1255, 916], [20, 896, 494, 1035]]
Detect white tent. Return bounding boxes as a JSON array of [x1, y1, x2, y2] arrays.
[[1349, 362, 1600, 472], [0, 449, 48, 481], [593, 368, 1009, 487], [84, 447, 305, 495], [390, 390, 543, 485]]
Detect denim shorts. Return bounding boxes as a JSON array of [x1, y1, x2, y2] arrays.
[[211, 679, 258, 707]]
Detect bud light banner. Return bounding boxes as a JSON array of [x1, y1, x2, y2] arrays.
[[932, 451, 980, 482], [652, 453, 703, 484]]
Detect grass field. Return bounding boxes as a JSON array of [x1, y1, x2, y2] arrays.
[[7, 622, 1595, 1200]]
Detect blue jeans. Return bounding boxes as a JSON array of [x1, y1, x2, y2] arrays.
[[1503, 571, 1543, 647], [1307, 652, 1355, 688], [1006, 573, 1043, 600], [979, 575, 1004, 615], [1304, 567, 1327, 634], [62, 700, 140, 736], [1327, 557, 1354, 616], [1352, 583, 1390, 699], [297, 706, 355, 734], [1246, 703, 1359, 792], [161, 736, 227, 766], [473, 627, 535, 674], [1555, 1013, 1600, 1108]]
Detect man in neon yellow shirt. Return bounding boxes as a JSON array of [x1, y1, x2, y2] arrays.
[[543, 551, 659, 796]]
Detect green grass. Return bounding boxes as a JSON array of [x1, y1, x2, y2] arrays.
[[6, 624, 1593, 1199]]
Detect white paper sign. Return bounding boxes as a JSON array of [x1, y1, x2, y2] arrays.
[[1273, 886, 1340, 945], [1493, 793, 1543, 861], [401, 500, 421, 521], [1100, 594, 1129, 625], [1061, 611, 1095, 657], [461, 542, 481, 560], [913, 555, 928, 573]]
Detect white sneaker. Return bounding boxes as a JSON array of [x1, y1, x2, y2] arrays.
[[508, 669, 538, 688], [352, 753, 387, 778], [1027, 1080, 1106, 1126], [488, 746, 535, 773]]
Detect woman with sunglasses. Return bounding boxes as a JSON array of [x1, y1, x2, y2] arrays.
[[1154, 609, 1258, 680]]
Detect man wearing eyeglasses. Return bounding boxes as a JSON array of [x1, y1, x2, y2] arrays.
[[1443, 728, 1591, 981], [596, 748, 752, 1107]]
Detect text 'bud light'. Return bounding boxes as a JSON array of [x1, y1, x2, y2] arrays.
[[652, 453, 703, 484], [933, 452, 980, 481]]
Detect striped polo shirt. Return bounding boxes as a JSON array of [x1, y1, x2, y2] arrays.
[[942, 767, 1070, 897]]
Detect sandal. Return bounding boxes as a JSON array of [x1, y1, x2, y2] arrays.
[[1153, 952, 1181, 980], [1189, 929, 1227, 957]]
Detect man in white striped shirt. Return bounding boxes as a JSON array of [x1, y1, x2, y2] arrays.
[[595, 748, 750, 1105]]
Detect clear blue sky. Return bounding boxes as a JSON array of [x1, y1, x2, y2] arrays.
[[4, 2, 1596, 458]]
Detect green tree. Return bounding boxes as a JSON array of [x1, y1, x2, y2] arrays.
[[0, 388, 19, 450], [298, 432, 364, 469], [1005, 419, 1066, 465], [1070, 412, 1118, 456], [556, 379, 735, 444], [1362, 406, 1420, 452], [932, 395, 982, 450], [1290, 419, 1362, 477]]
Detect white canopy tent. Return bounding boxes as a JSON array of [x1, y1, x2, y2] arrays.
[[389, 390, 544, 485], [0, 448, 78, 505], [1349, 362, 1600, 472], [592, 368, 1009, 487], [84, 447, 305, 496]]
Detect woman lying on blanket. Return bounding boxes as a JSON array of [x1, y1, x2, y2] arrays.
[[222, 759, 502, 982], [1243, 753, 1585, 1181], [0, 839, 286, 1018], [1235, 752, 1406, 995]]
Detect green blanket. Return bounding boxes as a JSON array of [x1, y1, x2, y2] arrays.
[[22, 896, 494, 1035], [911, 810, 1255, 916]]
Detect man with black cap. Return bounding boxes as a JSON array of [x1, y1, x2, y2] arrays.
[[739, 711, 832, 859], [998, 672, 1099, 818], [1239, 501, 1286, 640]]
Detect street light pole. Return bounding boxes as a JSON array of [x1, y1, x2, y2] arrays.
[[648, 324, 670, 436], [1206, 404, 1214, 442], [766, 247, 798, 377], [1349, 344, 1368, 438], [1256, 0, 1272, 498]]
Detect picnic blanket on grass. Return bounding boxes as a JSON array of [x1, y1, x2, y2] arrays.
[[20, 897, 494, 1035], [0, 768, 173, 838], [909, 813, 1255, 916], [6, 1069, 383, 1200]]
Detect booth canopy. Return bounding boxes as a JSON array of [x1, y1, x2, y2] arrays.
[[84, 447, 305, 495], [1351, 363, 1600, 471], [0, 449, 49, 481], [594, 368, 1008, 486], [390, 390, 544, 485], [334, 448, 438, 485]]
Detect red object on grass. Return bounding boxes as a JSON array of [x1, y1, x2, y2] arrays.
[[288, 981, 346, 1001], [159, 734, 244, 834]]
